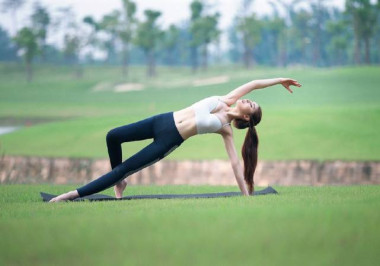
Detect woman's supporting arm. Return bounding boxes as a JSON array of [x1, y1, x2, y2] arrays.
[[222, 132, 250, 196], [222, 78, 301, 106]]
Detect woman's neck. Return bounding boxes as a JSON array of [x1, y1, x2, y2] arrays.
[[226, 106, 243, 121]]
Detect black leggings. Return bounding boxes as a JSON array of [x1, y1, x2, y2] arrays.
[[76, 112, 185, 197]]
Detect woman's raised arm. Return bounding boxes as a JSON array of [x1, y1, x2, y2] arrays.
[[221, 78, 301, 106]]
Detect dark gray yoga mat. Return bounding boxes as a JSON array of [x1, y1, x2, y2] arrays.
[[40, 186, 278, 202]]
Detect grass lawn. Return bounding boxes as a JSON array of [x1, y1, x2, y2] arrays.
[[0, 64, 379, 160], [0, 184, 379, 265]]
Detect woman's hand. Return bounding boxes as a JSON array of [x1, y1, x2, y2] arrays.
[[280, 78, 302, 93]]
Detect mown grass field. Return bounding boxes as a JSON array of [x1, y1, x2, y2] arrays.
[[1, 65, 380, 265], [1, 185, 380, 265], [0, 64, 379, 160]]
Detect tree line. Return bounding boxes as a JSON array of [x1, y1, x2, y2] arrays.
[[0, 0, 379, 82]]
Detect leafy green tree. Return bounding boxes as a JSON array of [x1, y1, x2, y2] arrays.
[[272, 0, 304, 67], [63, 34, 80, 62], [134, 10, 163, 77], [83, 16, 101, 32], [238, 15, 261, 68], [89, 1, 137, 74], [31, 3, 50, 61], [99, 10, 121, 63], [119, 0, 137, 77], [83, 16, 102, 62], [13, 27, 39, 82], [192, 13, 220, 70], [266, 2, 286, 66], [0, 26, 17, 61], [162, 24, 180, 65], [166, 25, 192, 66], [228, 18, 241, 64], [63, 34, 83, 78], [189, 0, 203, 72], [359, 2, 378, 64], [346, 0, 378, 64], [55, 7, 87, 78], [377, 1, 380, 63], [326, 19, 349, 65], [189, 0, 220, 70], [291, 9, 312, 64], [307, 0, 329, 66], [236, 0, 261, 69]]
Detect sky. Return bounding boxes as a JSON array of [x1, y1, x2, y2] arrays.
[[0, 0, 349, 56]]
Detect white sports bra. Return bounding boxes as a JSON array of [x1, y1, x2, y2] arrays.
[[191, 96, 231, 134]]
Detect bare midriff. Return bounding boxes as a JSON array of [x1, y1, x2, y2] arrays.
[[173, 107, 198, 140]]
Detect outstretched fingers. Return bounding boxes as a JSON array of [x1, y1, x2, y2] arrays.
[[291, 79, 302, 87], [286, 85, 293, 93], [281, 78, 302, 93]]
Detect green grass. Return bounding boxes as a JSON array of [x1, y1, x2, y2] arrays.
[[0, 64, 380, 160], [1, 185, 379, 265], [1, 65, 379, 265]]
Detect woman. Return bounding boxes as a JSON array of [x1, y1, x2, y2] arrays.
[[49, 77, 301, 202]]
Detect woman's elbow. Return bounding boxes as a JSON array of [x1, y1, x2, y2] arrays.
[[231, 160, 240, 169]]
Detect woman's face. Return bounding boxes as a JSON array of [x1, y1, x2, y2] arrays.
[[237, 99, 258, 116]]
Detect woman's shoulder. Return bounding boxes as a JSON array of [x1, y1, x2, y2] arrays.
[[194, 95, 219, 104], [216, 95, 233, 107], [193, 95, 232, 108]]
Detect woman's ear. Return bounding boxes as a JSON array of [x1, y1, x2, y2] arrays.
[[243, 114, 250, 121]]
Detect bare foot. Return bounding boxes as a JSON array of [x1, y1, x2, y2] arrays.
[[114, 179, 128, 198], [49, 190, 79, 203]]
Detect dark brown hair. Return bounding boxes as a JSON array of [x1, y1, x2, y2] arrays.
[[232, 106, 262, 195]]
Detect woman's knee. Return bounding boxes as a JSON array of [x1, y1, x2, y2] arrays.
[[106, 128, 119, 144]]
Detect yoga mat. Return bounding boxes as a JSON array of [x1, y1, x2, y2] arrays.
[[41, 186, 278, 202]]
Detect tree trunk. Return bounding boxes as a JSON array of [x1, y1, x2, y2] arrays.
[[151, 51, 156, 77], [214, 40, 221, 65], [75, 65, 83, 79], [202, 44, 208, 70], [169, 47, 174, 66], [242, 35, 252, 69], [191, 46, 198, 73], [72, 56, 82, 79], [313, 1, 322, 67], [282, 30, 288, 67], [75, 67, 83, 79], [243, 47, 252, 69], [282, 22, 288, 67], [147, 49, 155, 77], [354, 34, 361, 65], [302, 39, 306, 65], [40, 43, 45, 62], [26, 61, 33, 83], [276, 35, 283, 67], [107, 36, 117, 64], [122, 43, 129, 78], [338, 49, 342, 66], [364, 37, 371, 65], [313, 36, 321, 66]]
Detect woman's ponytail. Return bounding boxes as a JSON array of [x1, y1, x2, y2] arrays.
[[233, 107, 262, 195], [242, 125, 259, 194]]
